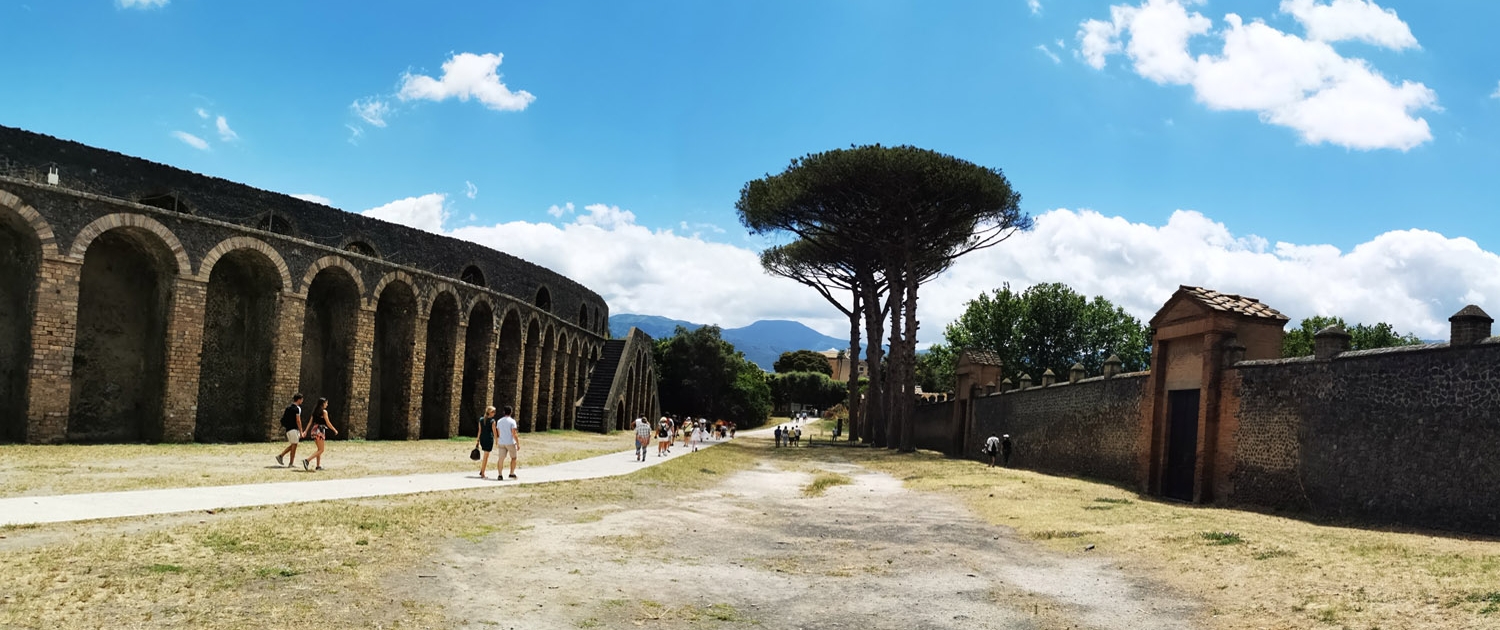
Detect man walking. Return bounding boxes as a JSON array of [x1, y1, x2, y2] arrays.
[[774, 425, 783, 448], [633, 416, 652, 462], [275, 394, 304, 467], [984, 434, 1000, 468], [495, 405, 521, 480], [1001, 434, 1014, 467]]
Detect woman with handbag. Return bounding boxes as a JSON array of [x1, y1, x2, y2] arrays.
[[475, 406, 498, 479]]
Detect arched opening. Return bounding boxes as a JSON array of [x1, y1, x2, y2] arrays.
[[519, 318, 541, 431], [577, 304, 589, 328], [494, 311, 523, 421], [534, 286, 552, 312], [69, 228, 177, 442], [621, 364, 637, 432], [343, 241, 379, 258], [594, 308, 603, 335], [536, 327, 555, 432], [461, 265, 486, 287], [0, 210, 41, 442], [615, 399, 626, 433], [137, 192, 192, 215], [559, 339, 575, 430], [572, 350, 588, 430], [421, 293, 460, 439], [299, 266, 360, 439], [195, 249, 281, 442], [255, 212, 296, 236], [370, 281, 417, 440], [458, 301, 494, 437], [552, 336, 570, 430]]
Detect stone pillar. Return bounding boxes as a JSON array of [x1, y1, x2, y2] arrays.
[[1041, 369, 1056, 388], [1314, 325, 1351, 360], [406, 314, 429, 439], [1450, 305, 1493, 346], [267, 292, 307, 440], [161, 276, 208, 443], [1018, 374, 1033, 390], [983, 382, 996, 396], [25, 256, 81, 443], [1069, 363, 1085, 384], [447, 322, 468, 438], [346, 306, 376, 439], [1103, 354, 1122, 379], [1223, 338, 1246, 367], [999, 377, 1012, 392]]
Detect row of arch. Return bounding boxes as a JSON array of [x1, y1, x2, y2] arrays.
[[614, 345, 659, 431], [0, 198, 604, 443]]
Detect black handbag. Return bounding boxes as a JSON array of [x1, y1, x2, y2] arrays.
[[469, 447, 481, 461]]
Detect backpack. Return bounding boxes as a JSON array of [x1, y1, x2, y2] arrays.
[[658, 425, 669, 438]]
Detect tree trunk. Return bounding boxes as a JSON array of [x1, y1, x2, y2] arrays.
[[859, 271, 886, 447], [898, 257, 919, 453], [845, 287, 862, 443], [884, 263, 904, 450]]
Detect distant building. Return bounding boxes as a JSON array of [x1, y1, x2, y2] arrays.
[[818, 349, 867, 382]]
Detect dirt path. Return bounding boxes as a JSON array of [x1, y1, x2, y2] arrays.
[[414, 458, 1203, 629]]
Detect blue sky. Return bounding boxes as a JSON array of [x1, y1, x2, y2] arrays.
[[3, 0, 1499, 342]]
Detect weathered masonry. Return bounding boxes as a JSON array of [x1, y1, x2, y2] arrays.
[[0, 126, 658, 443], [917, 286, 1500, 536]]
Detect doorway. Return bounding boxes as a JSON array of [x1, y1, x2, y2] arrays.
[[1163, 389, 1200, 502]]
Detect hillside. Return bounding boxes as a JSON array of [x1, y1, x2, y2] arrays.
[[609, 314, 853, 370]]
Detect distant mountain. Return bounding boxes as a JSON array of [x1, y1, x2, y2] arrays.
[[610, 314, 853, 370]]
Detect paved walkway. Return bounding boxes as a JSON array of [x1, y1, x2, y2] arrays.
[[0, 436, 737, 527]]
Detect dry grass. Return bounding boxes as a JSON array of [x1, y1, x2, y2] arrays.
[[0, 430, 627, 497], [802, 472, 854, 497], [0, 441, 760, 629], [855, 448, 1500, 630]]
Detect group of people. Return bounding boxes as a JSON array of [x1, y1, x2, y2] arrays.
[[274, 393, 338, 471], [473, 405, 522, 480], [983, 433, 1014, 467], [632, 416, 734, 461], [773, 424, 802, 447]]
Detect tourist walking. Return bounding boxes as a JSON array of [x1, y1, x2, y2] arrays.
[[984, 434, 1000, 467], [301, 398, 337, 471], [657, 416, 673, 457], [1001, 434, 1014, 467], [774, 425, 783, 447], [475, 406, 498, 478], [633, 417, 653, 462], [275, 393, 304, 467], [495, 405, 521, 480]]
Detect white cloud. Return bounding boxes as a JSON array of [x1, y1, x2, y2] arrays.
[[575, 203, 636, 230], [547, 202, 575, 218], [362, 193, 448, 234], [465, 181, 478, 200], [118, 0, 168, 8], [1280, 0, 1417, 50], [351, 98, 390, 128], [345, 124, 365, 145], [215, 115, 238, 142], [1078, 0, 1437, 150], [170, 131, 209, 151], [398, 52, 536, 112], [1028, 0, 1042, 15], [195, 108, 209, 119], [290, 194, 332, 206], [1492, 81, 1500, 99], [1036, 44, 1062, 64]]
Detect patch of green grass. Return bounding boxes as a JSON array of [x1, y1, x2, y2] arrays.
[[254, 566, 301, 579], [802, 472, 854, 497], [1030, 530, 1090, 540], [356, 518, 391, 532], [576, 618, 602, 628], [199, 531, 245, 553], [1200, 531, 1245, 546], [701, 603, 746, 621], [144, 564, 185, 574], [1253, 548, 1294, 560], [1462, 591, 1500, 614], [1093, 497, 1132, 505], [1082, 505, 1115, 511]]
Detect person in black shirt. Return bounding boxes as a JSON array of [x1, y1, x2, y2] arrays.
[[275, 394, 304, 467]]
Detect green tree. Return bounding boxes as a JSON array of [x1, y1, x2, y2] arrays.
[[1281, 316, 1423, 357], [773, 349, 834, 376], [653, 325, 772, 427], [916, 343, 957, 393], [768, 371, 848, 410], [940, 283, 1150, 382], [739, 145, 1030, 452]]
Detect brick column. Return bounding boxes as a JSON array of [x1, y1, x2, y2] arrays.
[[562, 349, 577, 430], [446, 322, 468, 437], [476, 323, 498, 414], [346, 306, 376, 439], [266, 292, 306, 440], [25, 256, 81, 444], [406, 315, 429, 440], [161, 276, 207, 443]]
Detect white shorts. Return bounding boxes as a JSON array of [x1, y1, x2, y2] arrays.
[[495, 443, 517, 460], [285, 429, 301, 444]]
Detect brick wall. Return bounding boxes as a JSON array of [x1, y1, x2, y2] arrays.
[[968, 374, 1149, 487]]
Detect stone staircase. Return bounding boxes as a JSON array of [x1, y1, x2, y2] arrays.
[[574, 339, 627, 432]]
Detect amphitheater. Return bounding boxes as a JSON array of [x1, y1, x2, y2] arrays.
[[0, 125, 659, 444]]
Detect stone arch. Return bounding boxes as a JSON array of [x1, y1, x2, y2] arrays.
[[616, 399, 627, 434], [340, 238, 381, 259], [460, 264, 486, 287], [459, 299, 495, 437], [370, 278, 418, 440], [534, 286, 552, 312], [494, 309, 524, 422], [299, 256, 366, 300], [463, 294, 497, 327], [578, 304, 589, 329], [371, 271, 418, 307], [623, 362, 638, 432], [519, 316, 542, 431], [537, 325, 556, 432], [299, 264, 361, 436], [69, 213, 191, 276], [421, 291, 461, 439], [559, 335, 576, 430], [197, 236, 293, 292], [194, 246, 283, 442], [0, 191, 51, 441], [69, 222, 182, 442]]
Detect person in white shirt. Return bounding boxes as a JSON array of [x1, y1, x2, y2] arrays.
[[984, 434, 1001, 468], [495, 405, 521, 480]]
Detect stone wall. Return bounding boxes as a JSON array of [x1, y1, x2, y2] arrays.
[[912, 401, 960, 454], [1231, 342, 1500, 534], [968, 374, 1148, 486], [0, 126, 611, 444]]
